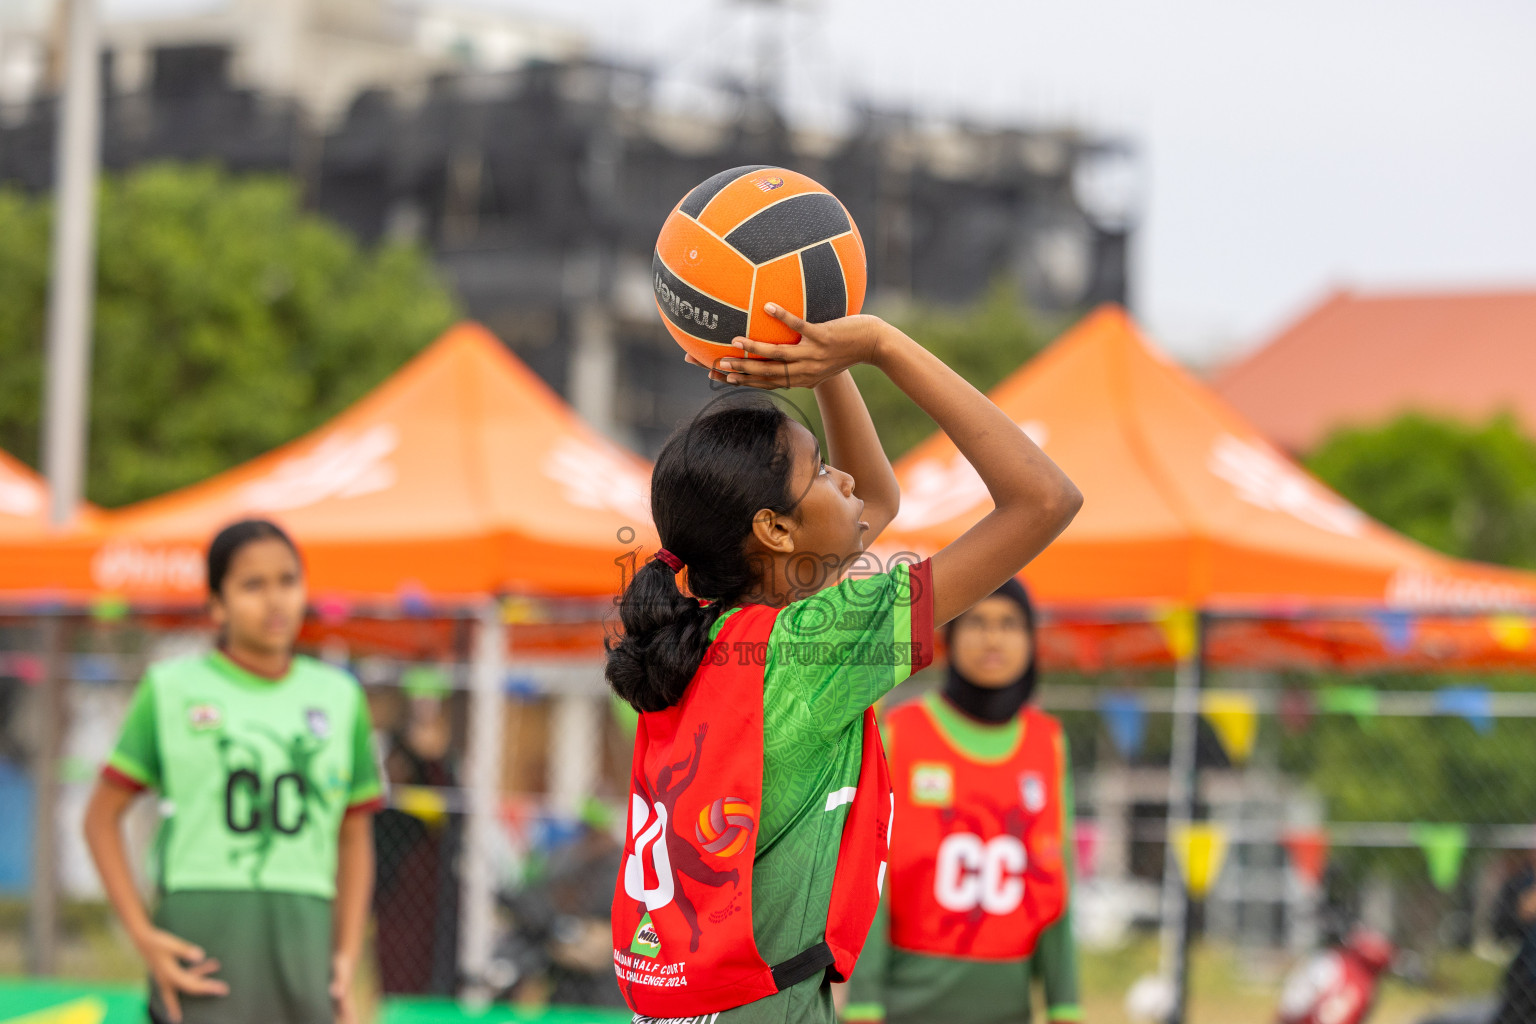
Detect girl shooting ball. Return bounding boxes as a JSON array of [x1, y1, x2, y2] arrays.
[[607, 303, 1082, 1024], [83, 520, 383, 1024]]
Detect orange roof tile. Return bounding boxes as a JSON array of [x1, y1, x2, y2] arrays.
[[1214, 288, 1536, 451]]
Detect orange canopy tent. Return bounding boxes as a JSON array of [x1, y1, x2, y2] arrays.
[[0, 448, 59, 539], [0, 323, 655, 606], [877, 306, 1536, 668], [0, 448, 99, 537]]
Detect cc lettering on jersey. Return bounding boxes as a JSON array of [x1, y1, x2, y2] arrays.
[[933, 832, 1028, 915]]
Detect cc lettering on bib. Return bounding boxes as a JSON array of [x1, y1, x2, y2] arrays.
[[934, 833, 1028, 915], [886, 702, 1069, 960]]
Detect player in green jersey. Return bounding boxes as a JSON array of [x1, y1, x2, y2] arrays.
[[844, 580, 1083, 1024], [83, 520, 384, 1024], [607, 303, 1083, 1024]]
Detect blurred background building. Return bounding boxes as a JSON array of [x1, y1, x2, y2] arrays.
[[1215, 288, 1536, 454], [0, 0, 1132, 454]]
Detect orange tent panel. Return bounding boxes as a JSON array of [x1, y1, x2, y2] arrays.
[[0, 447, 100, 537], [1, 324, 655, 603], [875, 306, 1536, 667]]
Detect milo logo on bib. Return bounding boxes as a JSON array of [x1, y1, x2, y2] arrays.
[[630, 913, 661, 958]]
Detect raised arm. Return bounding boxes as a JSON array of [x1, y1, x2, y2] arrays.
[[812, 371, 901, 540], [869, 323, 1079, 625], [716, 305, 1081, 627]]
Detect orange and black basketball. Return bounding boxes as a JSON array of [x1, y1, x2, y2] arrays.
[[652, 165, 867, 366]]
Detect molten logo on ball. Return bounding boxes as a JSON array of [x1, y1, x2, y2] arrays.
[[695, 796, 755, 857]]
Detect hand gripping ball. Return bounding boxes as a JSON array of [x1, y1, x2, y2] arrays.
[[695, 796, 756, 858], [653, 165, 867, 367]]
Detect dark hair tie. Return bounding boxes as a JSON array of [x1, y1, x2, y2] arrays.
[[654, 548, 684, 572]]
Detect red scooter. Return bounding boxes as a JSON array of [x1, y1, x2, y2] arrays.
[[1277, 929, 1397, 1024]]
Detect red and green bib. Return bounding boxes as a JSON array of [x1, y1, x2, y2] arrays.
[[884, 698, 1068, 960], [611, 603, 893, 1017]]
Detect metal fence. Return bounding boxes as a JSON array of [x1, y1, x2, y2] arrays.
[[3, 606, 1534, 1024]]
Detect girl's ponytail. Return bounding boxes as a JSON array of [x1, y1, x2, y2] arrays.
[[606, 557, 729, 712], [605, 393, 797, 713]]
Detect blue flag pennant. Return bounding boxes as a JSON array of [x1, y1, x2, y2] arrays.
[[1371, 610, 1417, 654], [1099, 691, 1147, 758], [1434, 685, 1493, 734]]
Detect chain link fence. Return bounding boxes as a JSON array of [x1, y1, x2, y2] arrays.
[[2, 607, 1534, 1024]]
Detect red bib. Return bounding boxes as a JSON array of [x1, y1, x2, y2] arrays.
[[885, 699, 1068, 959], [611, 604, 893, 1017]]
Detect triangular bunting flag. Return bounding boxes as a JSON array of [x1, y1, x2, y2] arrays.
[[1371, 610, 1417, 654], [401, 664, 452, 699], [1074, 820, 1100, 879], [1153, 606, 1199, 661], [1098, 692, 1147, 758], [1489, 614, 1533, 652], [1412, 823, 1468, 893], [1281, 828, 1330, 886], [502, 595, 544, 625], [395, 785, 449, 827], [314, 593, 352, 624], [1201, 691, 1258, 764], [1434, 686, 1493, 735], [1318, 686, 1379, 729], [1171, 822, 1228, 899], [89, 594, 128, 623], [1278, 688, 1314, 735]]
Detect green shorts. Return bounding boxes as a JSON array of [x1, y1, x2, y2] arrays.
[[148, 890, 335, 1024]]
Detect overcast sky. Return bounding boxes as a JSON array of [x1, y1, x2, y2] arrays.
[[111, 0, 1536, 364]]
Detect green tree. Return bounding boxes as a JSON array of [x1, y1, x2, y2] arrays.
[[784, 281, 1064, 459], [0, 163, 459, 507], [1306, 412, 1536, 569], [1298, 416, 1536, 877]]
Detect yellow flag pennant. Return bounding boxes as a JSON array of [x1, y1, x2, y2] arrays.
[[1489, 614, 1533, 652], [1171, 823, 1229, 899], [1154, 606, 1199, 661], [1201, 691, 1258, 764], [395, 785, 449, 827]]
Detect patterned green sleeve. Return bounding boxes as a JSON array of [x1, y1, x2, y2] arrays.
[[103, 676, 160, 791], [345, 688, 385, 812], [768, 558, 935, 737], [1033, 731, 1082, 1022]]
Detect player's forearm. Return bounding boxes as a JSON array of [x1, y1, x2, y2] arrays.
[[83, 783, 155, 944], [870, 323, 1076, 518], [333, 814, 375, 966], [872, 322, 1080, 623], [815, 370, 900, 534]]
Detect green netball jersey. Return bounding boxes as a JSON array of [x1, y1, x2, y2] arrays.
[[636, 559, 935, 1024], [105, 651, 383, 1024], [107, 650, 384, 897]]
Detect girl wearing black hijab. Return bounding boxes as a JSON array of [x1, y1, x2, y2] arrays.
[[843, 579, 1083, 1024]]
